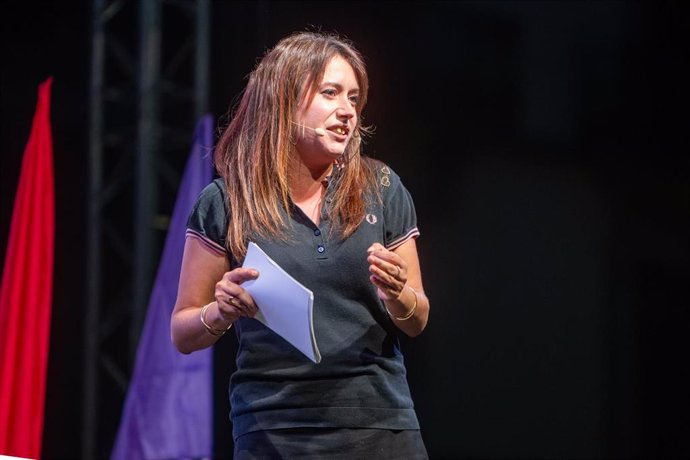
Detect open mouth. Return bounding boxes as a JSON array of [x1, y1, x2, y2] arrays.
[[330, 125, 349, 136]]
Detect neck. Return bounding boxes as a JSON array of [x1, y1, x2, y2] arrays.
[[289, 160, 332, 202]]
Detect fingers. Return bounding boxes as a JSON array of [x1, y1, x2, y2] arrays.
[[215, 268, 260, 320], [368, 261, 402, 286], [226, 267, 260, 284], [367, 243, 406, 299], [367, 243, 406, 280]]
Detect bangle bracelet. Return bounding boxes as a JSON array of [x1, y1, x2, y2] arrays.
[[386, 286, 418, 321], [200, 303, 232, 337]]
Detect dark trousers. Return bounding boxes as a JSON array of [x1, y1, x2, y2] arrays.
[[234, 427, 429, 460]]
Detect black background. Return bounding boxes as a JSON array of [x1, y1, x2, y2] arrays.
[[1, 1, 688, 459]]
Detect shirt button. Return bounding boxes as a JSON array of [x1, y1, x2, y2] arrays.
[[317, 245, 325, 253], [314, 229, 321, 236]]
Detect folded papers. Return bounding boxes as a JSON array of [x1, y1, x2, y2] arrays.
[[241, 242, 321, 363]]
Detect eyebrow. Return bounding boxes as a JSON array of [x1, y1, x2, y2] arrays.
[[321, 81, 359, 93]]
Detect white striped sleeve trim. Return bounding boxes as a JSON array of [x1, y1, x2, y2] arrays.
[[386, 227, 420, 250], [185, 229, 227, 256]]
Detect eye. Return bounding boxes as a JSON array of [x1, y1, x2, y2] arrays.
[[349, 94, 360, 105], [322, 88, 337, 97]]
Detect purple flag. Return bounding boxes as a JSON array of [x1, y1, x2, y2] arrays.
[[111, 115, 215, 459]]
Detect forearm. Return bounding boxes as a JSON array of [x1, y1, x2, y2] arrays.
[[171, 301, 233, 354], [384, 286, 429, 337]]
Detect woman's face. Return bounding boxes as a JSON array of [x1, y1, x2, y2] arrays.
[[294, 55, 359, 166]]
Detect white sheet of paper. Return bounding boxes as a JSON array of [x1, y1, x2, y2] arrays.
[[241, 242, 321, 363]]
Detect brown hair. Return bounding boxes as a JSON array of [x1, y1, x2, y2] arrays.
[[214, 31, 378, 260]]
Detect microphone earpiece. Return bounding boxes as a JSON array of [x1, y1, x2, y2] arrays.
[[290, 121, 326, 137]]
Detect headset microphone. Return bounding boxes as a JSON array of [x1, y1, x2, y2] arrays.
[[291, 121, 326, 137]]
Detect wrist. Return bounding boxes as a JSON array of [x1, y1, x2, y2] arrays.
[[385, 285, 418, 321], [200, 302, 233, 336]]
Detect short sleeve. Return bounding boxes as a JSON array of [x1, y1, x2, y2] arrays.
[[379, 165, 420, 250], [186, 178, 228, 255]]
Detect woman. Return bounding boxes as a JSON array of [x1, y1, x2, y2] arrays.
[[171, 31, 430, 458]]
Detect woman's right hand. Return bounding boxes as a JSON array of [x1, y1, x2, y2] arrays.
[[173, 237, 260, 353], [215, 267, 260, 322]]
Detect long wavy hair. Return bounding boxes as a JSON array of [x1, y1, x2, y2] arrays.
[[215, 31, 378, 260]]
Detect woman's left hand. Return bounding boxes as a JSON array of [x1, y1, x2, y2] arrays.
[[367, 242, 407, 300]]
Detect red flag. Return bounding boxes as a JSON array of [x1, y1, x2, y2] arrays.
[[0, 77, 55, 459]]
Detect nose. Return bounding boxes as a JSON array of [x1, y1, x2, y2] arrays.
[[336, 97, 356, 121]]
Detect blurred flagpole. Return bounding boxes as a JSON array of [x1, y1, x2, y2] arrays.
[[0, 77, 55, 460], [111, 114, 215, 460]]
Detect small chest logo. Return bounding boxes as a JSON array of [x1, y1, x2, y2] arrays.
[[366, 213, 378, 224]]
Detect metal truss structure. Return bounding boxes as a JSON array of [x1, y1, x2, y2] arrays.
[[85, 0, 210, 457]]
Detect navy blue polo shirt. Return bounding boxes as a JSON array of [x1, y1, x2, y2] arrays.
[[186, 160, 421, 440]]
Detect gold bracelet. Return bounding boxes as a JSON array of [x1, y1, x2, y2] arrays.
[[200, 303, 232, 336], [386, 285, 418, 321]]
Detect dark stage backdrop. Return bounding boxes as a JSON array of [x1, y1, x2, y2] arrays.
[[1, 1, 688, 459]]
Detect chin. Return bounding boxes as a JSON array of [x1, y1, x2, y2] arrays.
[[328, 144, 349, 157]]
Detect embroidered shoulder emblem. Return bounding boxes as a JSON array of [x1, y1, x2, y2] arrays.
[[380, 166, 390, 187]]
